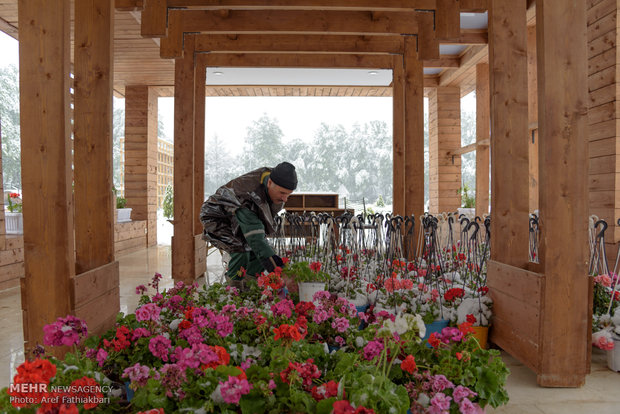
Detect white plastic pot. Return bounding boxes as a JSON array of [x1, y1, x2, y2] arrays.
[[298, 282, 326, 303]]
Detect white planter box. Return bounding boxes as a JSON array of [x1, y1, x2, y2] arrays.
[[117, 208, 132, 223], [5, 212, 23, 234]]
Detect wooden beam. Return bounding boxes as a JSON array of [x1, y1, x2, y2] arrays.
[[194, 62, 206, 240], [417, 12, 439, 60], [18, 0, 74, 356], [447, 138, 489, 157], [198, 52, 395, 68], [475, 63, 490, 218], [436, 0, 461, 41], [439, 45, 488, 86], [0, 16, 18, 40], [459, 0, 488, 12], [536, 0, 589, 388], [194, 34, 404, 54], [527, 24, 538, 214], [141, 0, 168, 37], [166, 0, 487, 11], [74, 0, 116, 275], [403, 37, 425, 222], [172, 35, 196, 284], [179, 9, 419, 34], [424, 55, 460, 68], [453, 29, 488, 44], [166, 0, 438, 10], [488, 0, 529, 264], [115, 0, 144, 10], [428, 86, 461, 214], [393, 54, 405, 217]]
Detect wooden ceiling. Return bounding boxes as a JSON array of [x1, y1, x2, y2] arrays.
[[0, 0, 490, 97]]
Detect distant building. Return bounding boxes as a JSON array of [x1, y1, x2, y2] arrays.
[[119, 137, 173, 208], [157, 139, 174, 207]]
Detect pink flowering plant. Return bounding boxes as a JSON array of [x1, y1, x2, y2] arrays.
[[306, 291, 361, 347], [592, 273, 620, 350], [400, 323, 510, 411]]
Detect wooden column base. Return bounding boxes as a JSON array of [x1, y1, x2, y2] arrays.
[[73, 261, 120, 337]]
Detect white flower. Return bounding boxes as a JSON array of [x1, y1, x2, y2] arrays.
[[210, 384, 225, 404], [169, 318, 182, 330]]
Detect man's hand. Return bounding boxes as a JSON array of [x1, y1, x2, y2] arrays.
[[262, 254, 284, 273]]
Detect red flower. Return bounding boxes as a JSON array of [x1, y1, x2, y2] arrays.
[[477, 286, 489, 295], [137, 410, 165, 414], [309, 261, 322, 272], [9, 192, 20, 198], [444, 288, 465, 302], [295, 301, 315, 318], [282, 257, 290, 265], [273, 323, 305, 342], [311, 380, 341, 401], [456, 352, 463, 360], [458, 321, 475, 336], [400, 355, 417, 374], [178, 320, 191, 331], [69, 376, 103, 409], [428, 332, 441, 348], [466, 314, 477, 324], [332, 400, 355, 414], [202, 345, 230, 369]]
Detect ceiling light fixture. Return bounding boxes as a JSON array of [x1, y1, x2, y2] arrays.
[[368, 71, 378, 76], [213, 71, 224, 76]]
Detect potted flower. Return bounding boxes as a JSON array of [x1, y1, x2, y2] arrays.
[[114, 187, 132, 222], [455, 290, 493, 349], [4, 192, 23, 234], [283, 261, 330, 302]]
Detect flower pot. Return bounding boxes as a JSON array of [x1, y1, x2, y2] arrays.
[[355, 304, 369, 330], [5, 212, 23, 234], [422, 319, 450, 347], [117, 208, 132, 223], [471, 326, 489, 349], [606, 338, 620, 372], [124, 381, 134, 401], [298, 282, 326, 303]]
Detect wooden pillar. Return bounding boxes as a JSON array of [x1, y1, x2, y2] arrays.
[[172, 35, 196, 283], [488, 0, 529, 268], [475, 63, 490, 218], [428, 86, 461, 214], [392, 54, 405, 216], [18, 0, 74, 354], [527, 23, 539, 215], [403, 37, 425, 221], [587, 0, 619, 262], [124, 85, 158, 247], [73, 0, 120, 337], [194, 60, 206, 279], [536, 0, 589, 387], [74, 0, 115, 273]]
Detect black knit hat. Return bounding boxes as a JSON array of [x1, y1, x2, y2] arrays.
[[270, 162, 298, 190]]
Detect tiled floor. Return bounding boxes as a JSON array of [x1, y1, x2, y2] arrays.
[[1, 245, 620, 413]]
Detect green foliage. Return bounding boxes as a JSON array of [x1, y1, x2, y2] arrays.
[[283, 261, 330, 283], [376, 194, 385, 207], [116, 196, 127, 209], [162, 183, 174, 219], [459, 184, 476, 208]]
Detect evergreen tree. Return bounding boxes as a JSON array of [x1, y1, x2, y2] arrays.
[[162, 183, 173, 219], [241, 114, 284, 169], [0, 64, 21, 190]]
